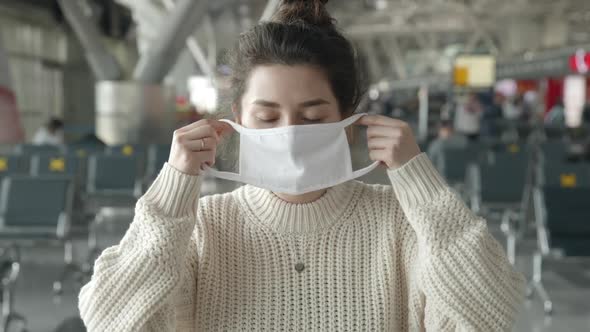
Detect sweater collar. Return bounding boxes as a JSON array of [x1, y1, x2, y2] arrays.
[[237, 180, 363, 235]]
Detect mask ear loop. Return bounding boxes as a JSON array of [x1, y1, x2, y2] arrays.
[[218, 119, 244, 133]]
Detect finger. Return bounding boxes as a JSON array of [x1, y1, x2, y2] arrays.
[[177, 118, 226, 133], [356, 114, 407, 127], [367, 137, 393, 150], [184, 137, 216, 151], [199, 150, 216, 170], [183, 125, 219, 141], [367, 125, 402, 139], [369, 149, 391, 163], [216, 122, 235, 138]]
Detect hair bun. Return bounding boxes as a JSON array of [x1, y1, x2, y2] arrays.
[[272, 0, 334, 28]]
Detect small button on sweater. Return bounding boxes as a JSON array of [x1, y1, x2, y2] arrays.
[[78, 153, 525, 331]]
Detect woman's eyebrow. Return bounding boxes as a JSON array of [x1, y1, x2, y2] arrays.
[[299, 99, 330, 108], [252, 99, 280, 108]]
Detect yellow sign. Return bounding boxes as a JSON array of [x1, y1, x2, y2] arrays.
[[454, 55, 496, 87], [49, 158, 66, 172], [453, 66, 468, 86], [560, 174, 577, 188], [122, 145, 134, 156], [508, 144, 520, 153], [0, 158, 7, 171]]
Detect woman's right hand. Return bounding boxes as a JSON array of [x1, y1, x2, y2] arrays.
[[168, 119, 233, 176]]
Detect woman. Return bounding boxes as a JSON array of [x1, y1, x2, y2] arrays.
[[79, 1, 525, 330]]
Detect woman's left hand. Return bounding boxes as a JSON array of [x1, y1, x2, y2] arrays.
[[356, 114, 421, 170]]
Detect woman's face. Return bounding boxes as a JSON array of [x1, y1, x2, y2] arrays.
[[236, 65, 342, 128]]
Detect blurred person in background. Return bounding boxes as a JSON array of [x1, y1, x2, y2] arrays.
[[502, 95, 523, 121], [454, 92, 483, 141], [582, 102, 590, 126], [72, 132, 106, 148], [78, 1, 525, 331], [427, 120, 468, 162], [545, 100, 566, 129], [480, 91, 503, 139], [32, 117, 64, 146]]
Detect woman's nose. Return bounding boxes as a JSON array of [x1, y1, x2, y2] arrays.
[[281, 116, 303, 127]]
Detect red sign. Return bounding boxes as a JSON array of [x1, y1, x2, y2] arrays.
[[0, 86, 25, 143]]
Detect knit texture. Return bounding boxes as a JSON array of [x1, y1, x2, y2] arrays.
[[78, 153, 525, 331]]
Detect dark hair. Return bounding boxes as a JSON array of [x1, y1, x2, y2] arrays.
[[229, 0, 364, 115], [48, 117, 64, 132]]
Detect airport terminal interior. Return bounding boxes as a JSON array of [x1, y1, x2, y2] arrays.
[[0, 0, 590, 331]]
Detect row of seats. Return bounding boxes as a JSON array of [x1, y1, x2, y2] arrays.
[[0, 144, 171, 185], [432, 140, 590, 315], [0, 143, 171, 329]]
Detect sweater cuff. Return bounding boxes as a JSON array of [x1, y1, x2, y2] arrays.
[[142, 163, 203, 218], [387, 153, 448, 208]]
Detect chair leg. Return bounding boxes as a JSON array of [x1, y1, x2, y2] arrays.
[[53, 240, 85, 296], [526, 251, 553, 315], [500, 211, 517, 265], [1, 279, 27, 332], [2, 313, 26, 332], [53, 262, 85, 296], [83, 214, 102, 274]]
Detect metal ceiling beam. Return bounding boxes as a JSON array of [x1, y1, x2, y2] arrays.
[[134, 0, 208, 83], [385, 37, 408, 79], [362, 39, 383, 83], [160, 0, 214, 81], [346, 23, 468, 37], [57, 0, 122, 81]]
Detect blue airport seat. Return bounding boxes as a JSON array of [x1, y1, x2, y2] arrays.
[[84, 153, 142, 275], [87, 153, 141, 198], [543, 187, 590, 239], [438, 145, 480, 185], [528, 184, 590, 315], [0, 175, 82, 296], [105, 144, 146, 158], [474, 149, 531, 206], [30, 153, 88, 231], [539, 160, 590, 188], [68, 144, 104, 159], [13, 144, 64, 155], [468, 146, 533, 267], [540, 140, 570, 164], [145, 144, 171, 183], [0, 175, 73, 233], [30, 154, 80, 178], [0, 155, 23, 180]]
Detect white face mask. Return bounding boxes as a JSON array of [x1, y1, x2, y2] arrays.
[[205, 113, 380, 195]]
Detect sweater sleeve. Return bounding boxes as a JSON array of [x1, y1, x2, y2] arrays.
[[387, 153, 526, 331], [78, 163, 203, 332]]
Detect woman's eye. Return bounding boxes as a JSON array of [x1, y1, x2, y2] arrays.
[[257, 118, 277, 123]]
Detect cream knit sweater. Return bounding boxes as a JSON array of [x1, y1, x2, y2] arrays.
[[78, 153, 525, 331]]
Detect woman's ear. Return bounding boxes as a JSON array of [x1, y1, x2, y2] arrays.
[[231, 104, 241, 124]]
